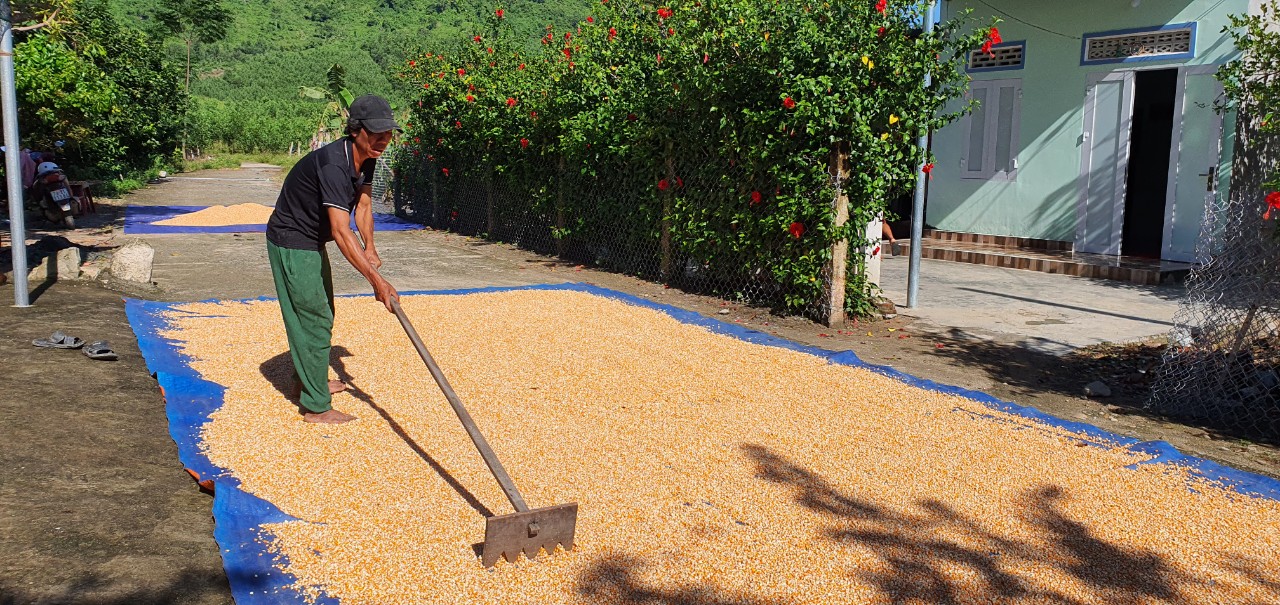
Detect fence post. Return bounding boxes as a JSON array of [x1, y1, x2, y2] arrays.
[[555, 155, 566, 257], [486, 168, 495, 236], [429, 160, 439, 228], [825, 144, 850, 327], [660, 141, 675, 280]]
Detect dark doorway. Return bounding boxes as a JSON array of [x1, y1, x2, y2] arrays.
[[1121, 69, 1178, 258]]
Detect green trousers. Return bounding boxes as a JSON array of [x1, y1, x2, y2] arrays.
[[267, 241, 336, 413]]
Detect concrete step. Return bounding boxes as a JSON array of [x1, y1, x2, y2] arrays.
[[890, 239, 1191, 286]]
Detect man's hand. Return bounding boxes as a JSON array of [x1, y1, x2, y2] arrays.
[[364, 248, 383, 270], [372, 275, 399, 313]]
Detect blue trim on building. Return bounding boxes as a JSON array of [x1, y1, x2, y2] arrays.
[[1080, 22, 1197, 66], [967, 40, 1027, 73]]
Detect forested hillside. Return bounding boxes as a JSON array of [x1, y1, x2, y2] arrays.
[[109, 0, 593, 151]]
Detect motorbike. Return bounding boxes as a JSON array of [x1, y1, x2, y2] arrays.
[[28, 162, 80, 228]]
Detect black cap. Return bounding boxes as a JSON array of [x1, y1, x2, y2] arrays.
[[348, 94, 402, 133]]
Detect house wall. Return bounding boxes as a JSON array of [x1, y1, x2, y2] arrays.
[[929, 0, 1248, 241]]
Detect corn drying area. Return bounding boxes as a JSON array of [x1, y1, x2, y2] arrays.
[[152, 203, 276, 227], [154, 288, 1280, 604]]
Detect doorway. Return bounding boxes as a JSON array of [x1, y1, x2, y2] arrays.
[[1120, 69, 1178, 258]]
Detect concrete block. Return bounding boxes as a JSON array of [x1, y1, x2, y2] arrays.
[[111, 238, 155, 284], [56, 247, 81, 280]]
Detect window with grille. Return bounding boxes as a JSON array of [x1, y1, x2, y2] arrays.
[[1082, 24, 1195, 65], [961, 79, 1021, 181], [968, 42, 1025, 72]]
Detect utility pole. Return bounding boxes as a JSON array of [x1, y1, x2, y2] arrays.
[[907, 0, 937, 309], [1, 0, 29, 307]]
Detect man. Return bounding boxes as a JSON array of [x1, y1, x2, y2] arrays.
[[266, 94, 400, 424]]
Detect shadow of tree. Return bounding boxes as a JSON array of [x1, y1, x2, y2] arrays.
[[0, 568, 229, 605], [736, 443, 1230, 605], [921, 327, 1279, 447]]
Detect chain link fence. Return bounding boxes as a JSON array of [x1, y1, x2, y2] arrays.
[[1148, 122, 1280, 442], [390, 145, 874, 323]]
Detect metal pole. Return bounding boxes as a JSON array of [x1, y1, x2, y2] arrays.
[[1, 0, 29, 307], [907, 0, 937, 309]]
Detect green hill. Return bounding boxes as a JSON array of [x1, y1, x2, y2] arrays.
[[108, 0, 593, 151]]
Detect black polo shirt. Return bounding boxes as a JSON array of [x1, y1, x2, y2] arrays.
[[267, 137, 376, 251]]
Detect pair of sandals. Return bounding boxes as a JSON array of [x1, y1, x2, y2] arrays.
[[33, 330, 118, 361]]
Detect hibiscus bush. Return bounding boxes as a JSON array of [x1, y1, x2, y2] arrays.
[[395, 0, 994, 316], [1219, 2, 1280, 229]]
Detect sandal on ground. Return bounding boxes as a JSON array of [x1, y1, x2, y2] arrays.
[[33, 331, 85, 349], [83, 341, 118, 361]]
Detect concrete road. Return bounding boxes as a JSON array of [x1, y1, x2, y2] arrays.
[[879, 253, 1184, 354]]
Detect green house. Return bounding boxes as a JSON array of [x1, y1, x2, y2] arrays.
[[927, 0, 1254, 263]]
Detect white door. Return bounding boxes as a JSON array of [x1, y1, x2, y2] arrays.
[[1162, 67, 1230, 262], [1077, 71, 1136, 255]]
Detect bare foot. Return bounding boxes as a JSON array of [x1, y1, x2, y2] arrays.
[[303, 409, 357, 424]]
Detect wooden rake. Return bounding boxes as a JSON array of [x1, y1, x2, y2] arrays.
[[390, 298, 578, 567]]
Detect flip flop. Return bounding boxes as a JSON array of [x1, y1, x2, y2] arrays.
[[84, 341, 118, 361], [33, 331, 84, 349]]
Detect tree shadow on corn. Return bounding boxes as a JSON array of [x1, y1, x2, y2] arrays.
[[257, 348, 493, 517], [0, 568, 229, 605], [738, 443, 1252, 605]]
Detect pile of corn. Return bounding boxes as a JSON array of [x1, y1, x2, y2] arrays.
[[162, 290, 1280, 605], [153, 203, 275, 226]]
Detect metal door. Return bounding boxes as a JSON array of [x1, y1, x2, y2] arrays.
[[1077, 71, 1135, 255]]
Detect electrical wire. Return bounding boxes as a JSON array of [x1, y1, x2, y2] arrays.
[[972, 0, 1082, 40]]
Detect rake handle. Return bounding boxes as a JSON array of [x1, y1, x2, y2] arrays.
[[390, 298, 530, 513]]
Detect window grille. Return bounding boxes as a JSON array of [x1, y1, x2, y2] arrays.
[[969, 44, 1024, 71], [1084, 26, 1194, 63]]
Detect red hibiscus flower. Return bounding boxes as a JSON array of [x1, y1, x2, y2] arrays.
[[520, 138, 530, 148], [658, 179, 671, 191], [875, 0, 886, 14], [587, 16, 594, 23], [531, 111, 539, 119], [789, 222, 805, 239], [495, 8, 504, 18], [474, 35, 482, 43], [703, 53, 709, 64], [565, 31, 572, 40], [457, 68, 466, 76], [989, 27, 1002, 45], [656, 53, 663, 64], [922, 163, 934, 178], [783, 96, 796, 109], [877, 26, 886, 37], [409, 60, 416, 67], [422, 83, 430, 89], [563, 47, 572, 59], [455, 120, 462, 129], [609, 27, 618, 40], [466, 94, 475, 102], [506, 97, 517, 107], [442, 168, 451, 176], [1266, 192, 1280, 219], [657, 7, 673, 19], [518, 63, 526, 70], [487, 47, 494, 53], [750, 191, 763, 205], [668, 27, 675, 36]]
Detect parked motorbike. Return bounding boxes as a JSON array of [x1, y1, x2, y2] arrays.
[[28, 162, 80, 228]]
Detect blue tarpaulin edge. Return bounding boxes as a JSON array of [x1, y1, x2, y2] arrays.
[[125, 282, 1280, 605], [123, 204, 423, 235]]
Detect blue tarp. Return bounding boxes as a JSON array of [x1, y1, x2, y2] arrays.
[[125, 283, 1280, 604], [123, 204, 424, 235]]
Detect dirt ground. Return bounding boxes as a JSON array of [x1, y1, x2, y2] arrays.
[[1, 167, 1277, 603]]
